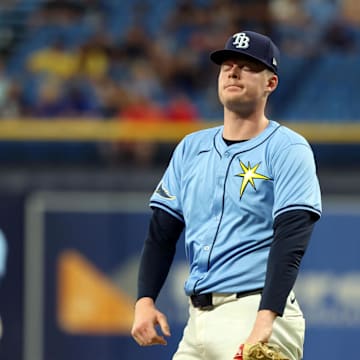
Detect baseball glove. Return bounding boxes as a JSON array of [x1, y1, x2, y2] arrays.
[[233, 342, 289, 360]]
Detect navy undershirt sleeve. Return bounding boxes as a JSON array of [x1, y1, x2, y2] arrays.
[[259, 210, 319, 316], [137, 207, 184, 301]]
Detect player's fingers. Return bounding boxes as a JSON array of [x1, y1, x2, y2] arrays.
[[131, 326, 145, 346], [149, 334, 168, 346], [142, 321, 168, 345], [136, 332, 167, 346], [131, 323, 153, 346], [132, 324, 167, 346], [157, 312, 171, 337]]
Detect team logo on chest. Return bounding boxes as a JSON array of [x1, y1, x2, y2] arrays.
[[235, 161, 270, 198]]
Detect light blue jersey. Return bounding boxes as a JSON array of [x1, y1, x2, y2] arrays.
[[150, 120, 322, 296]]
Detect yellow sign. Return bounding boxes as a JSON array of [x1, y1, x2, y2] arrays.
[[57, 250, 135, 334]]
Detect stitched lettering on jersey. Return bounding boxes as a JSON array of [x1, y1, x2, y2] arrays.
[[155, 182, 176, 200], [235, 161, 270, 198]]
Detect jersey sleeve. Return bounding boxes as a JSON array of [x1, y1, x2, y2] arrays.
[[272, 143, 322, 219], [149, 139, 185, 222]]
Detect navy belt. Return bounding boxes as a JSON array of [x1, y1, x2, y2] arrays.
[[190, 288, 263, 310]]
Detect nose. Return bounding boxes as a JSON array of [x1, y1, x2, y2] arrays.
[[228, 64, 241, 78]]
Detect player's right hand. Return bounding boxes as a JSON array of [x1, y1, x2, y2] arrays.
[[131, 297, 171, 346]]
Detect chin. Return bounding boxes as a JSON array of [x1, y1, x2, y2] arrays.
[[221, 91, 241, 103], [224, 96, 247, 107], [225, 98, 255, 115]]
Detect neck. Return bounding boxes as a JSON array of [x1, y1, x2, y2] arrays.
[[222, 107, 269, 141]]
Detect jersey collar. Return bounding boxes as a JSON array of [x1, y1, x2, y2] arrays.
[[214, 120, 281, 156]]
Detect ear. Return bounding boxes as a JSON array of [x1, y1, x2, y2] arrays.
[[266, 73, 278, 93]]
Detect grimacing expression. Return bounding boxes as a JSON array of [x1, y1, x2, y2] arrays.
[[218, 56, 277, 112]]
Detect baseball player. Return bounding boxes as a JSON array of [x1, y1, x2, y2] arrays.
[[131, 30, 322, 360]]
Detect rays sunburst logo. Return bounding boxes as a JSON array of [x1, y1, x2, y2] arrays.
[[235, 161, 270, 198]]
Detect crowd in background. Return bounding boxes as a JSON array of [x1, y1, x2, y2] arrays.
[[0, 0, 359, 122], [0, 0, 359, 166]]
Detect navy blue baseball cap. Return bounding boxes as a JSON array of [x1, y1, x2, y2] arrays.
[[210, 31, 280, 74]]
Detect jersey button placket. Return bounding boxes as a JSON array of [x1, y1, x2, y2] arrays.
[[212, 151, 232, 235]]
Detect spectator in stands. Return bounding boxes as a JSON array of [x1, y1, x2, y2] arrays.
[[26, 37, 79, 79], [162, 49, 201, 96], [120, 25, 151, 62], [31, 75, 69, 117], [27, 0, 83, 28], [234, 0, 274, 36], [269, 0, 316, 55], [119, 93, 165, 124], [0, 80, 24, 118], [63, 80, 100, 117], [0, 58, 24, 117], [91, 75, 129, 118], [126, 59, 164, 101], [322, 17, 357, 52], [0, 59, 13, 116], [165, 0, 201, 41], [164, 92, 199, 122], [112, 93, 166, 166], [77, 32, 111, 81], [340, 0, 360, 26]]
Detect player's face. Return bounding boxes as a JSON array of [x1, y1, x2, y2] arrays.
[[217, 56, 277, 113]]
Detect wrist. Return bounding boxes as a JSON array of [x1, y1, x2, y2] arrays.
[[135, 296, 155, 308], [245, 310, 277, 344], [256, 309, 277, 323]]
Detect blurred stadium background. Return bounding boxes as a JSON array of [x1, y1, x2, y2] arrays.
[[0, 0, 359, 359]]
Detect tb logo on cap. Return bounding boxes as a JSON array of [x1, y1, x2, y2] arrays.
[[232, 32, 250, 49]]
